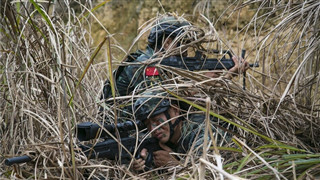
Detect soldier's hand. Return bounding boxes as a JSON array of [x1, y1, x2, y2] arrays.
[[229, 56, 249, 75], [153, 150, 179, 167], [222, 56, 249, 79], [132, 148, 148, 171]]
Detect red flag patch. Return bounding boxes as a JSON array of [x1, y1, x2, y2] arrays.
[[145, 67, 159, 76]]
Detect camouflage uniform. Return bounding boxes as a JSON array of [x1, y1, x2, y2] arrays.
[[175, 114, 232, 155], [134, 90, 232, 157]]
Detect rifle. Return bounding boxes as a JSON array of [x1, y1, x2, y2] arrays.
[[77, 120, 161, 170], [159, 50, 259, 71], [5, 121, 161, 170]]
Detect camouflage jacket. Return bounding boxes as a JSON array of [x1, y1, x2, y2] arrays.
[[173, 114, 232, 156]]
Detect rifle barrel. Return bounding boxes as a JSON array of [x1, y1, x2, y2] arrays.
[[5, 155, 32, 166]]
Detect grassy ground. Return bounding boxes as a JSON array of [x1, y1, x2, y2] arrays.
[[1, 0, 319, 179]]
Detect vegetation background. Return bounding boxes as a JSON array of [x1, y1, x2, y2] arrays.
[[0, 0, 319, 179]]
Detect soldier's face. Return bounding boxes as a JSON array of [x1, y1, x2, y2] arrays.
[[145, 113, 171, 144]]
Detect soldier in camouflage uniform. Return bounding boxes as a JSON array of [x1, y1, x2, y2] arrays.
[[99, 15, 192, 120], [100, 14, 249, 119], [132, 90, 232, 170], [101, 15, 191, 99]]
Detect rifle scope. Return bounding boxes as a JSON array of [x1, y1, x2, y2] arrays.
[[77, 120, 145, 141]]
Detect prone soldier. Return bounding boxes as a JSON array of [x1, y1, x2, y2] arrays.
[[131, 89, 234, 171]]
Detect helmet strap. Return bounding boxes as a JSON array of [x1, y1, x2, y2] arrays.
[[164, 110, 174, 138], [164, 110, 183, 149]]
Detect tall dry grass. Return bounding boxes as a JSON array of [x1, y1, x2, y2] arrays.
[[0, 0, 319, 179]]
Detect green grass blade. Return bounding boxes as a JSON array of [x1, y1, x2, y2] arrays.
[[68, 36, 107, 106], [282, 154, 320, 160], [216, 146, 242, 153], [236, 153, 252, 172], [164, 88, 279, 144], [81, 0, 111, 21], [29, 0, 54, 31], [258, 144, 307, 153], [297, 163, 320, 180], [288, 158, 320, 165]]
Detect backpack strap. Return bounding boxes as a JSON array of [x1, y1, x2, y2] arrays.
[[100, 50, 144, 100]]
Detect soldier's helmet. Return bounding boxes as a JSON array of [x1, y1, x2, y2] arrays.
[[147, 15, 191, 49], [134, 90, 171, 122]]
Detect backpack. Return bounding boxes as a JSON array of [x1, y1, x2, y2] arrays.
[[100, 50, 145, 101]]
